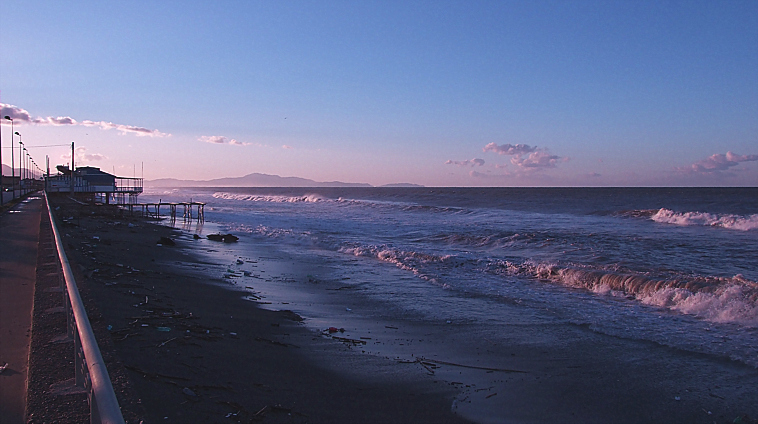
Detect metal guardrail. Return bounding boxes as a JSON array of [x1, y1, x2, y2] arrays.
[[44, 192, 126, 424]]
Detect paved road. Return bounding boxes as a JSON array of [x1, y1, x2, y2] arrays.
[[0, 195, 43, 424]]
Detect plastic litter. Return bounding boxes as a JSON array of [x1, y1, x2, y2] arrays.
[[182, 387, 197, 397], [156, 327, 171, 332], [0, 362, 8, 374]]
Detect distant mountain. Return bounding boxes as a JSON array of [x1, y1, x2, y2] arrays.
[[2, 164, 26, 176], [380, 183, 425, 188], [146, 172, 372, 188]]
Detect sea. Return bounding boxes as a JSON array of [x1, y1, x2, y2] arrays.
[[142, 187, 758, 373]]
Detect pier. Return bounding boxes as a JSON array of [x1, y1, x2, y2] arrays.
[[118, 201, 205, 221]]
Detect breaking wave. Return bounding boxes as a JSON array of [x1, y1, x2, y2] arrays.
[[650, 208, 758, 231], [490, 261, 758, 326], [213, 192, 325, 203], [339, 244, 453, 283], [212, 191, 472, 215]]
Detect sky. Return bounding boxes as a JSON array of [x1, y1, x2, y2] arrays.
[[1, 0, 756, 187]]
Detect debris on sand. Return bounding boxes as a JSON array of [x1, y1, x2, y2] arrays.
[[157, 236, 176, 246], [207, 234, 239, 243]]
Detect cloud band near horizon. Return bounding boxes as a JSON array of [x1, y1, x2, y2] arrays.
[[1, 103, 170, 137], [679, 152, 758, 174]]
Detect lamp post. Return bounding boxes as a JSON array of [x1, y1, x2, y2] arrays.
[[24, 149, 29, 194], [4, 116, 14, 201], [22, 147, 27, 195], [1, 116, 7, 205], [19, 140, 24, 195], [15, 132, 21, 197], [26, 150, 29, 194]]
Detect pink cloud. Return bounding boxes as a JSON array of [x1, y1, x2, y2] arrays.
[[482, 142, 537, 156], [199, 135, 250, 146], [1, 103, 169, 137], [1, 104, 34, 123], [510, 149, 567, 169], [678, 151, 758, 174], [482, 141, 567, 171], [282, 145, 293, 149], [200, 135, 228, 144], [445, 158, 485, 167], [81, 120, 169, 137], [61, 147, 107, 163]]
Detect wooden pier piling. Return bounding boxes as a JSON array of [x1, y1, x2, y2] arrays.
[[117, 201, 205, 221]]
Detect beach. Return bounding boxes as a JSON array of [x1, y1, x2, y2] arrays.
[[28, 191, 758, 423], [29, 196, 466, 423]]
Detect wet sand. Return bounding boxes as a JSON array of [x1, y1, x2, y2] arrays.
[[37, 196, 758, 423]]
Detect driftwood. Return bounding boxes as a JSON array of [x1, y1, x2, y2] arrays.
[[416, 357, 528, 374]]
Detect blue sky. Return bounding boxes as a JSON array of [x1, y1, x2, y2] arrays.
[[1, 0, 756, 186]]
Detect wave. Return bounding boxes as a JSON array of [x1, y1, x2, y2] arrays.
[[213, 192, 326, 203], [339, 244, 454, 284], [614, 209, 659, 219], [428, 231, 528, 249], [212, 191, 471, 215], [624, 208, 758, 231], [490, 261, 758, 326]]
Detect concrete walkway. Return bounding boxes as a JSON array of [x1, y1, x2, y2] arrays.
[[0, 195, 43, 424]]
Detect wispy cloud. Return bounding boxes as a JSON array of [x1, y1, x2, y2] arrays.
[[1, 103, 169, 137], [445, 158, 485, 167], [199, 135, 249, 146], [282, 145, 293, 149], [61, 146, 108, 162], [678, 151, 758, 174], [200, 135, 228, 144], [510, 149, 567, 169], [482, 143, 537, 156]]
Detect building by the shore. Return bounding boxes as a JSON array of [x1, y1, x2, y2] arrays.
[[46, 166, 143, 204], [1, 175, 20, 191]]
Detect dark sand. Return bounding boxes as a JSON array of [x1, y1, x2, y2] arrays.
[[28, 195, 758, 424]]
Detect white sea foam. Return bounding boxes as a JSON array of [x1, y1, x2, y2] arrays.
[[639, 284, 758, 326], [339, 244, 453, 283], [651, 208, 758, 231], [486, 260, 758, 327], [212, 192, 325, 203]]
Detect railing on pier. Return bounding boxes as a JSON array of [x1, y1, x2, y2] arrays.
[[44, 192, 126, 424], [118, 201, 205, 221], [114, 177, 143, 193]]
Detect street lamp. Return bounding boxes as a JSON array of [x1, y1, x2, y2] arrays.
[[4, 116, 13, 201], [19, 140, 24, 195], [1, 116, 8, 205], [25, 149, 29, 194], [15, 132, 21, 196]]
